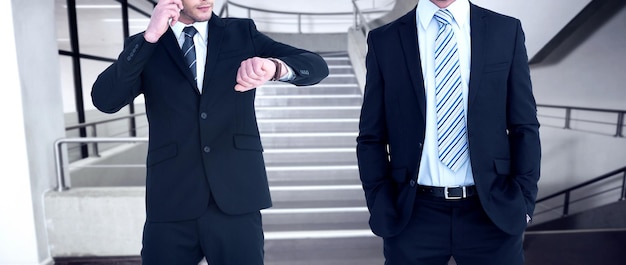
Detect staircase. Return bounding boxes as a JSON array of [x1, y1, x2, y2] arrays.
[[256, 52, 385, 265], [521, 164, 626, 264], [50, 52, 387, 265]]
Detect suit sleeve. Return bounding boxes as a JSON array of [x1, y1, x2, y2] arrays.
[[507, 20, 541, 218], [356, 33, 394, 214], [91, 34, 156, 113], [247, 20, 329, 86]]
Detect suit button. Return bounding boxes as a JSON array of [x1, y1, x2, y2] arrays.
[[203, 146, 211, 153], [418, 143, 423, 149], [410, 180, 416, 187], [200, 112, 207, 119]]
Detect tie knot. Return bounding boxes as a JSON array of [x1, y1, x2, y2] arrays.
[[183, 26, 197, 38], [434, 9, 454, 27]]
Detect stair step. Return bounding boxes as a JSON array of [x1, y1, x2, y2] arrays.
[[328, 66, 357, 75], [262, 207, 370, 231], [257, 84, 360, 95], [263, 148, 356, 164], [323, 58, 352, 66], [269, 184, 364, 202], [256, 106, 361, 119], [266, 166, 359, 183], [319, 75, 359, 84], [264, 236, 383, 265], [260, 132, 357, 148], [258, 119, 359, 133]]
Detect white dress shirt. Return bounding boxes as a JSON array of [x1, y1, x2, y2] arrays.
[[416, 0, 474, 187]]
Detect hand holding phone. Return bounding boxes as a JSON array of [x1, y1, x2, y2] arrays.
[[144, 0, 184, 43]]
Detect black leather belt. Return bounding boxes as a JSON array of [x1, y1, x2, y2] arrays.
[[417, 185, 477, 200]]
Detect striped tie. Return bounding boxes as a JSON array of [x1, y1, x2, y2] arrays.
[[434, 9, 468, 171], [182, 26, 198, 81]]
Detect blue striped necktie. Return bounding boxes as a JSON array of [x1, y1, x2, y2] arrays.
[[434, 9, 469, 171], [182, 26, 198, 81]]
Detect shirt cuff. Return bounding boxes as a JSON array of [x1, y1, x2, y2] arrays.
[[278, 64, 295, 81]]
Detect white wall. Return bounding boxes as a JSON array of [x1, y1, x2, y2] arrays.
[[531, 6, 626, 109], [0, 0, 66, 264], [531, 6, 626, 204], [0, 2, 40, 263], [471, 0, 591, 60]]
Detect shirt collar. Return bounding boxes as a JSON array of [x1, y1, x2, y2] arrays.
[[171, 21, 209, 43], [417, 0, 470, 30]]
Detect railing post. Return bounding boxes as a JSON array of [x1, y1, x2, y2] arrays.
[[564, 108, 572, 129], [353, 1, 358, 29], [354, 0, 360, 29], [218, 1, 229, 17], [54, 140, 69, 192], [619, 170, 626, 201], [615, 112, 624, 137], [298, 14, 302, 34], [562, 192, 570, 216], [91, 124, 100, 157]]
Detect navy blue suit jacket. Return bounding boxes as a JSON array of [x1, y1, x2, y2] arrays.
[[356, 5, 541, 237], [92, 14, 329, 222]]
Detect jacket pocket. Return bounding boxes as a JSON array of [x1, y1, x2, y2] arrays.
[[233, 134, 263, 151]]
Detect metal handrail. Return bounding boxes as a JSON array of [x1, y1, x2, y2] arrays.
[[220, 0, 386, 33], [352, 0, 372, 37], [537, 104, 626, 137], [65, 112, 147, 157], [534, 166, 626, 218], [54, 137, 149, 192]]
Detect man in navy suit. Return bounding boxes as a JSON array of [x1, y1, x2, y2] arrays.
[[356, 0, 541, 264], [91, 0, 328, 264]]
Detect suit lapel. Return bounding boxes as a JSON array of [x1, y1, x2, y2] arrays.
[[161, 28, 199, 93], [201, 14, 225, 107], [468, 4, 487, 109], [398, 9, 427, 120]]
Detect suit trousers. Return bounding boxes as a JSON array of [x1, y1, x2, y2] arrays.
[[140, 197, 264, 265], [383, 193, 524, 265]]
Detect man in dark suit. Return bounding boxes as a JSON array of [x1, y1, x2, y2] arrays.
[[356, 0, 541, 264], [91, 0, 328, 264]]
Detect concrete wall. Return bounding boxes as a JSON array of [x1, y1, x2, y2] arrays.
[[471, 0, 592, 59], [347, 27, 367, 89], [45, 188, 145, 257], [1, 0, 66, 264]]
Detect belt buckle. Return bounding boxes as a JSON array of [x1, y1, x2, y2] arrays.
[[444, 186, 466, 200]]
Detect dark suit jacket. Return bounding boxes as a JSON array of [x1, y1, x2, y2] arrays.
[[356, 5, 541, 237], [92, 14, 329, 222]]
